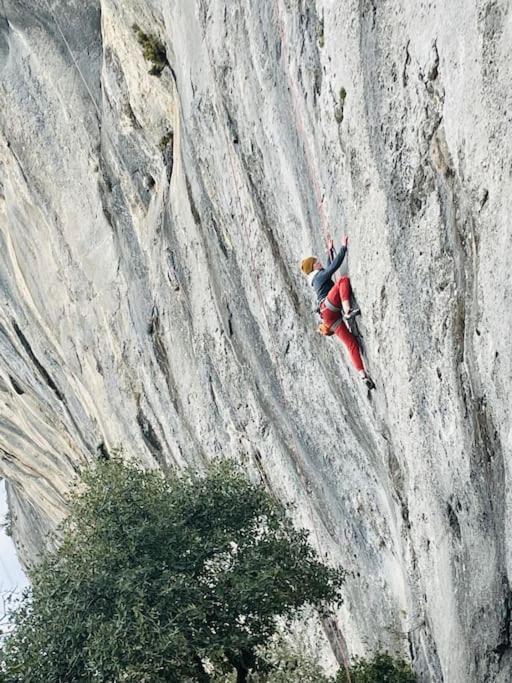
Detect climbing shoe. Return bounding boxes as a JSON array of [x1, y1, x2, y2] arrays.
[[344, 307, 360, 320], [362, 374, 375, 390]]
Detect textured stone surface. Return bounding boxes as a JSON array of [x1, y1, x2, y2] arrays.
[[1, 0, 512, 680]]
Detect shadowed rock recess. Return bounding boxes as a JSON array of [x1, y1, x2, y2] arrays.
[[0, 0, 511, 680]]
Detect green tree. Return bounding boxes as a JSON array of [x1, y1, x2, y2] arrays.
[[336, 651, 417, 683], [0, 459, 344, 682]]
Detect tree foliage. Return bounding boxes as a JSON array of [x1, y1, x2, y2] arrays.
[[132, 25, 168, 76], [0, 459, 344, 682], [336, 651, 417, 683]]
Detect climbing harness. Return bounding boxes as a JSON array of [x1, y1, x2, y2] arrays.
[[317, 299, 342, 336], [323, 298, 341, 313]]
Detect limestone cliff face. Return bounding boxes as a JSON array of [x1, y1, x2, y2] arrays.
[[1, 0, 511, 680]]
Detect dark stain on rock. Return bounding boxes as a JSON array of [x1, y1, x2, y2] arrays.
[[428, 41, 440, 82], [9, 375, 24, 395], [226, 303, 234, 337], [160, 131, 174, 181], [185, 173, 229, 258], [446, 502, 461, 541], [136, 408, 163, 460], [226, 110, 239, 145], [494, 576, 512, 660], [147, 306, 178, 408], [184, 173, 202, 226], [97, 442, 110, 460], [479, 188, 489, 210], [211, 216, 228, 258], [402, 41, 411, 87], [12, 321, 64, 401], [253, 447, 274, 494]]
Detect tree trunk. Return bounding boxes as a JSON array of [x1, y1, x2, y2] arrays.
[[235, 665, 249, 683]]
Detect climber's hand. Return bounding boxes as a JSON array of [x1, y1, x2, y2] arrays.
[[341, 235, 349, 248], [327, 238, 334, 251]]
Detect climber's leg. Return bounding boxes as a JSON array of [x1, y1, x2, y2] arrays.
[[337, 276, 359, 319], [337, 276, 351, 314], [334, 320, 364, 372]]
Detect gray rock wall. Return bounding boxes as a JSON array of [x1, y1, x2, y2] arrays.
[[1, 1, 511, 680]]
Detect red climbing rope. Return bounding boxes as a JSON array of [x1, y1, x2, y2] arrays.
[[202, 4, 353, 679], [274, 0, 332, 243]]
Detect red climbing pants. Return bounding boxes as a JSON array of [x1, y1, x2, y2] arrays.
[[320, 277, 364, 372]]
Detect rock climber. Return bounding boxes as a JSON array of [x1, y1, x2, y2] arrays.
[[301, 237, 375, 390]]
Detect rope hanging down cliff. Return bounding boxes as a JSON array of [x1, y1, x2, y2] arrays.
[[42, 0, 102, 120], [199, 8, 354, 678], [274, 0, 330, 241]]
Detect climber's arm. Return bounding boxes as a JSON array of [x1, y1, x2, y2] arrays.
[[323, 246, 347, 278]]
